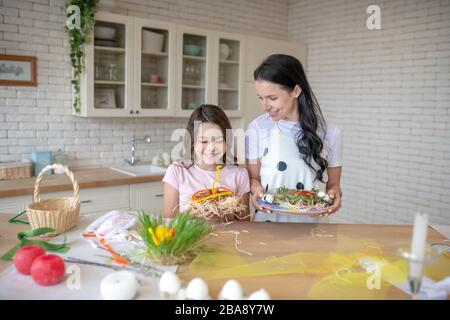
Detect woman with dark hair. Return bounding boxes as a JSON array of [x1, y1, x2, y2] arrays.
[[246, 54, 342, 223]]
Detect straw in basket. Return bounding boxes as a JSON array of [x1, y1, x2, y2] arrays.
[[26, 164, 80, 237]]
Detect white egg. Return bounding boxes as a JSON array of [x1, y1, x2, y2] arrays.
[[248, 288, 271, 300], [159, 271, 181, 295], [317, 191, 326, 198], [262, 194, 274, 204], [218, 279, 243, 300], [176, 288, 187, 300], [100, 271, 139, 300], [186, 278, 209, 300]]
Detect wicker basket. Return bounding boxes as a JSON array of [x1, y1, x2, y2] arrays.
[[26, 164, 80, 237], [0, 162, 33, 180]]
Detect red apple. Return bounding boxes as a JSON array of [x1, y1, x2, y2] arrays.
[[30, 254, 65, 286], [13, 245, 45, 275]]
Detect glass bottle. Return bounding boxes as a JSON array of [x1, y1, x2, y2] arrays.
[[94, 57, 101, 80], [108, 62, 118, 81]]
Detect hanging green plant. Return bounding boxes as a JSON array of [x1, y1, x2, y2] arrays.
[[64, 0, 98, 113]]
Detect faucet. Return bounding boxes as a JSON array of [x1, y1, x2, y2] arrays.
[[126, 137, 137, 165], [125, 135, 151, 165]]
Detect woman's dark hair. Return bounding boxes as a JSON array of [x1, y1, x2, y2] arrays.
[[180, 104, 235, 167], [253, 54, 328, 182]]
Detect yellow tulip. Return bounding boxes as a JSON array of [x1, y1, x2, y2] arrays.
[[148, 225, 175, 246]]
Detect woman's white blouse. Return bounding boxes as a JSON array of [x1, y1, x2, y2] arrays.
[[245, 113, 343, 167]]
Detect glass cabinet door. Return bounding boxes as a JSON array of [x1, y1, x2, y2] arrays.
[[217, 38, 241, 112], [134, 19, 175, 116], [181, 33, 207, 111], [93, 20, 127, 110], [140, 28, 168, 110]]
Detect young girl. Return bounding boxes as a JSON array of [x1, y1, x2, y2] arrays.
[[162, 104, 250, 220]]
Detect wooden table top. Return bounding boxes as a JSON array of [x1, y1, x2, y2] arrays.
[[0, 167, 164, 198], [0, 214, 447, 299]]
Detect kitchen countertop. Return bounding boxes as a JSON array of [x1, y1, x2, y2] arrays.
[[0, 214, 448, 299], [0, 167, 164, 198]]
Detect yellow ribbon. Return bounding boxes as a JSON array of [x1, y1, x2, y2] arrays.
[[211, 165, 222, 192], [192, 190, 234, 203]]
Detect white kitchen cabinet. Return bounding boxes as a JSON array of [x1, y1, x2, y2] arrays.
[[132, 18, 177, 117], [175, 26, 245, 118], [77, 12, 134, 117], [130, 182, 164, 214], [75, 12, 248, 119], [76, 12, 178, 117], [0, 182, 164, 218], [174, 25, 212, 118], [213, 32, 245, 118]]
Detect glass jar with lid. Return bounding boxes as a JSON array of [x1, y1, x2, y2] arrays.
[[108, 62, 118, 81]]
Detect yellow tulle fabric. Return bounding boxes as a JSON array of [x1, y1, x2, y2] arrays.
[[189, 236, 450, 299]]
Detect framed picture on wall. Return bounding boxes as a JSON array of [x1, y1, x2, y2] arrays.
[[94, 88, 116, 108], [0, 55, 37, 86]]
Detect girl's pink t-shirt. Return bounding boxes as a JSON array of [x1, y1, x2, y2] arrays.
[[162, 163, 250, 211]]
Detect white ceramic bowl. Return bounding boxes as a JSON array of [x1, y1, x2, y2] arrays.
[[94, 26, 116, 40], [219, 43, 231, 60], [142, 30, 165, 53]]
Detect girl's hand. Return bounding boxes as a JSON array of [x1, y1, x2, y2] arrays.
[[320, 189, 341, 216]]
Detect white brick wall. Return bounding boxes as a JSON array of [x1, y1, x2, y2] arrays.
[[0, 0, 288, 167], [288, 0, 450, 224]]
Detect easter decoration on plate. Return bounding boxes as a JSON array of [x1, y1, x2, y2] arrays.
[[136, 211, 212, 265], [80, 210, 212, 269], [256, 186, 333, 216], [189, 165, 247, 222]]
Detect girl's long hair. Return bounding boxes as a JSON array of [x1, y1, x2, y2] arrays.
[[254, 54, 328, 182], [179, 104, 235, 167]]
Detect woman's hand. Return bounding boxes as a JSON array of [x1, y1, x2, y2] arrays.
[[247, 159, 270, 213], [251, 183, 276, 214], [320, 167, 342, 217], [320, 189, 342, 216], [250, 182, 265, 209]]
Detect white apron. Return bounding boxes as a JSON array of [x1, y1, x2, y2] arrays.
[[253, 122, 328, 223]]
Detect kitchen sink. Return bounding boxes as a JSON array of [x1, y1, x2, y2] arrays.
[[110, 164, 167, 177]]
